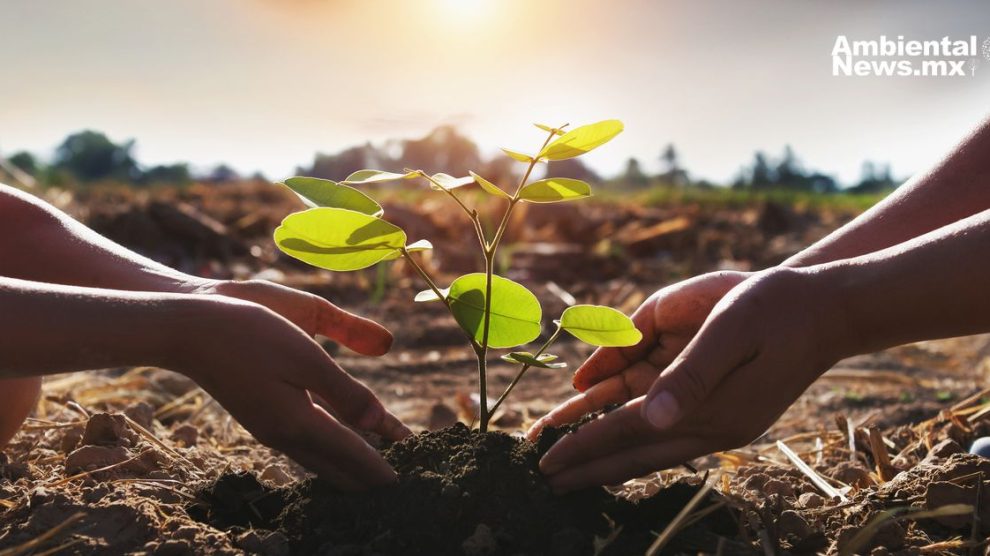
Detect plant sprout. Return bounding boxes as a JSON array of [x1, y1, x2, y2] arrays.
[[273, 120, 642, 432]]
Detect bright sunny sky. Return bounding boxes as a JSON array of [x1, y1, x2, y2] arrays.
[[2, 0, 989, 184]]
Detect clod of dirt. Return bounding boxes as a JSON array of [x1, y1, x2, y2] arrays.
[[81, 413, 137, 447], [190, 424, 738, 555]]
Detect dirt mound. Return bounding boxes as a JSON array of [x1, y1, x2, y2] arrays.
[[191, 424, 739, 555]]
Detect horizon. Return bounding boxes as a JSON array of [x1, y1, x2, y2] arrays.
[[2, 0, 989, 184]]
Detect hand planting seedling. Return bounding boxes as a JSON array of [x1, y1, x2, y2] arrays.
[[273, 120, 641, 432]]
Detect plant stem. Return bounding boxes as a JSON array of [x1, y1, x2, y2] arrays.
[[417, 170, 489, 250], [478, 251, 495, 432], [489, 128, 560, 251], [400, 248, 449, 309], [476, 125, 564, 431], [489, 325, 562, 418]]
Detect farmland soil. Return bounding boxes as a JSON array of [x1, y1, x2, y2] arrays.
[[191, 424, 739, 555]]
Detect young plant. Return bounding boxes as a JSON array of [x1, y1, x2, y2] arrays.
[[273, 120, 642, 432]]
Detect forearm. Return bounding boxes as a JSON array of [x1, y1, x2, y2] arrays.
[[0, 184, 210, 293], [0, 277, 221, 378], [813, 208, 990, 357], [783, 117, 990, 267]]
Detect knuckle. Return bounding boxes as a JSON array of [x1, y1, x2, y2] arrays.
[[674, 366, 710, 405]]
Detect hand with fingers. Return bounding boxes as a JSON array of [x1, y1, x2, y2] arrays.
[[530, 267, 849, 492], [178, 294, 410, 491]]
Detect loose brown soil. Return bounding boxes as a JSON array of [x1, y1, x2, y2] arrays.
[[189, 424, 739, 555]]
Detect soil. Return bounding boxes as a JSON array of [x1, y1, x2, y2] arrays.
[[190, 424, 739, 555]]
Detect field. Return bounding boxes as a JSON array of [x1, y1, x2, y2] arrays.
[[2, 182, 989, 555]]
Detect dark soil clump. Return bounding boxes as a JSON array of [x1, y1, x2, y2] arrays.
[[190, 424, 738, 555]]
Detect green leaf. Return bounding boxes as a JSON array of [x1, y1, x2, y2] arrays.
[[469, 171, 511, 200], [381, 238, 433, 261], [274, 208, 406, 271], [534, 123, 567, 136], [537, 120, 623, 161], [414, 287, 449, 302], [559, 305, 642, 347], [518, 178, 591, 203], [501, 352, 567, 369], [500, 147, 533, 163], [280, 177, 383, 216], [342, 169, 418, 185], [429, 173, 475, 190], [448, 273, 542, 349]]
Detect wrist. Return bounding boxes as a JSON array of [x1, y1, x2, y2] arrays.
[[161, 294, 249, 375], [795, 261, 870, 361]]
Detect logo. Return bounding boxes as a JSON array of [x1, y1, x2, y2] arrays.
[[832, 35, 983, 77]]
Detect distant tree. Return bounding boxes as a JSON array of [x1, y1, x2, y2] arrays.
[[622, 157, 649, 187], [207, 163, 240, 183], [658, 143, 689, 187], [54, 130, 139, 182], [849, 161, 897, 193], [140, 163, 191, 185], [775, 145, 803, 186], [750, 151, 774, 190], [8, 151, 39, 175], [806, 172, 838, 193]]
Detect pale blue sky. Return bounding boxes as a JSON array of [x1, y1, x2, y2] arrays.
[[1, 0, 988, 184]]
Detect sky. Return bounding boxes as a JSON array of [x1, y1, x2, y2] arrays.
[[2, 0, 989, 185]]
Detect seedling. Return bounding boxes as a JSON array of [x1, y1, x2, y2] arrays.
[[273, 120, 642, 432]]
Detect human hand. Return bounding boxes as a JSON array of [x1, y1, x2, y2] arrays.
[[202, 279, 393, 356], [176, 297, 411, 491], [535, 267, 850, 492], [528, 271, 749, 439]]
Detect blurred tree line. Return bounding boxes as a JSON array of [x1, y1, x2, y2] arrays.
[[2, 127, 899, 193]]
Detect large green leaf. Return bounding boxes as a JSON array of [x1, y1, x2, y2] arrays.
[[448, 273, 542, 348], [518, 178, 591, 203], [281, 177, 383, 216], [469, 171, 511, 200], [274, 208, 406, 271], [501, 352, 566, 369], [342, 169, 418, 185], [537, 120, 623, 161], [559, 305, 642, 347]]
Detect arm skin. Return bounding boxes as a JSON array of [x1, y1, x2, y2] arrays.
[[0, 277, 411, 490], [0, 184, 392, 355], [539, 209, 990, 492], [531, 116, 990, 490], [0, 183, 411, 490]]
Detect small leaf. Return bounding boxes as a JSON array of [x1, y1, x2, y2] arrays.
[[381, 238, 433, 261], [469, 171, 511, 200], [281, 177, 383, 216], [274, 208, 406, 271], [448, 273, 542, 349], [538, 120, 623, 161], [534, 123, 567, 136], [500, 147, 533, 163], [414, 287, 449, 302], [501, 352, 567, 369], [429, 173, 475, 190], [518, 178, 591, 203], [342, 169, 418, 185], [559, 305, 642, 347]]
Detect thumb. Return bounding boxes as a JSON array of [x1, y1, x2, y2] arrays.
[[641, 309, 752, 430]]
